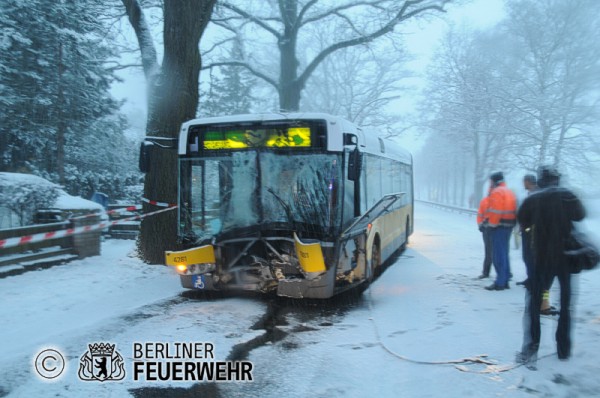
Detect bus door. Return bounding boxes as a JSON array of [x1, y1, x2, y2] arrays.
[[335, 193, 405, 282]]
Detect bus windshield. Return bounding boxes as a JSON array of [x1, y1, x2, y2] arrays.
[[179, 151, 342, 242]]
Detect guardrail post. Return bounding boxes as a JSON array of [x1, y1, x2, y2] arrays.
[[71, 214, 101, 258]]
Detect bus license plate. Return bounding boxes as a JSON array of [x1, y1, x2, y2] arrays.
[[192, 275, 205, 289]]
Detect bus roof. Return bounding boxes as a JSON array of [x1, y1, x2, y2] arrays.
[[182, 112, 339, 126], [179, 113, 412, 164]]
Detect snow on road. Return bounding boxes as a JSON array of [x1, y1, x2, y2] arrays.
[[1, 200, 599, 397], [217, 200, 600, 398]]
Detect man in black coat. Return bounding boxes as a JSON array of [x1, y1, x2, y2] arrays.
[[516, 166, 585, 364]]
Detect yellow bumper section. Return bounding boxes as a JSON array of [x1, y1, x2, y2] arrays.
[[165, 245, 216, 267], [294, 233, 326, 273]]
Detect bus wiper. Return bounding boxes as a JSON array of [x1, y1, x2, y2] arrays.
[[266, 188, 295, 227]]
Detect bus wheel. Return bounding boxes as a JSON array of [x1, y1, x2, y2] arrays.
[[402, 218, 410, 250], [370, 241, 381, 282]]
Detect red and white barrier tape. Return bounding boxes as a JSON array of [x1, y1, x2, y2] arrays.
[[63, 197, 174, 221], [71, 204, 143, 220], [0, 206, 177, 250], [141, 197, 177, 208]]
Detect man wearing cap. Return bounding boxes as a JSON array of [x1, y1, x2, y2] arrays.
[[484, 171, 517, 291], [517, 166, 585, 363]]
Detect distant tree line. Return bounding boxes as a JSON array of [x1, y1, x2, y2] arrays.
[[417, 0, 600, 206]]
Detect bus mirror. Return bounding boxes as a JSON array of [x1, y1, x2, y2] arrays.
[[344, 133, 357, 145], [139, 141, 152, 173], [348, 147, 362, 181], [139, 137, 178, 172]]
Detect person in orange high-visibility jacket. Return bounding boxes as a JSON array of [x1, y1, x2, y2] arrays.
[[477, 194, 493, 279], [484, 171, 517, 290]]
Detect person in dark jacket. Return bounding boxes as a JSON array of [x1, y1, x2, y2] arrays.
[[517, 174, 556, 314], [516, 166, 585, 364]]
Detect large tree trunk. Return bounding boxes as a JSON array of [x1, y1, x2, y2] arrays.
[[124, 0, 216, 264], [278, 0, 300, 111], [278, 30, 301, 111]]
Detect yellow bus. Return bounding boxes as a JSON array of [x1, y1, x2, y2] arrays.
[[147, 113, 413, 298]]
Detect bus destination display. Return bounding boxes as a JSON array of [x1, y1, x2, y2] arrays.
[[203, 127, 311, 149]]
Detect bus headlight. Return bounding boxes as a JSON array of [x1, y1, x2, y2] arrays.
[[176, 263, 216, 275], [176, 264, 188, 273]]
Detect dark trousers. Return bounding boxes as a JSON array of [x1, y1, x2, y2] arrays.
[[523, 231, 554, 291], [491, 226, 512, 286], [481, 228, 493, 277], [522, 267, 572, 359]]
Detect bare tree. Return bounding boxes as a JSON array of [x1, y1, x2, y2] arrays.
[[422, 28, 513, 205], [121, 0, 217, 263], [419, 0, 600, 203], [302, 33, 411, 131], [498, 0, 600, 172], [208, 0, 451, 112]]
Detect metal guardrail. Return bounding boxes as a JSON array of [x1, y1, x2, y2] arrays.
[[0, 215, 101, 275], [416, 199, 478, 216], [0, 221, 73, 258]]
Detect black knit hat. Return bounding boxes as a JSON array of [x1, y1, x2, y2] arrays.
[[490, 172, 504, 184], [537, 166, 560, 188]]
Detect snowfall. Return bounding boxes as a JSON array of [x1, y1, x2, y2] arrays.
[[1, 199, 600, 398]]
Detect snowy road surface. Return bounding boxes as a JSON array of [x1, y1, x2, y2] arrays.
[[1, 201, 600, 397]]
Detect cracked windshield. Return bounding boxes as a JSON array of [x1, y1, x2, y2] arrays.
[[182, 152, 341, 241]]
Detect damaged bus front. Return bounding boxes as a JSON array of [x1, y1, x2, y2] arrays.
[[143, 113, 413, 299]]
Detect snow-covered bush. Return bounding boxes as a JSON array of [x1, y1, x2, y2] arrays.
[[60, 168, 143, 203], [121, 183, 144, 203], [0, 172, 62, 226]]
